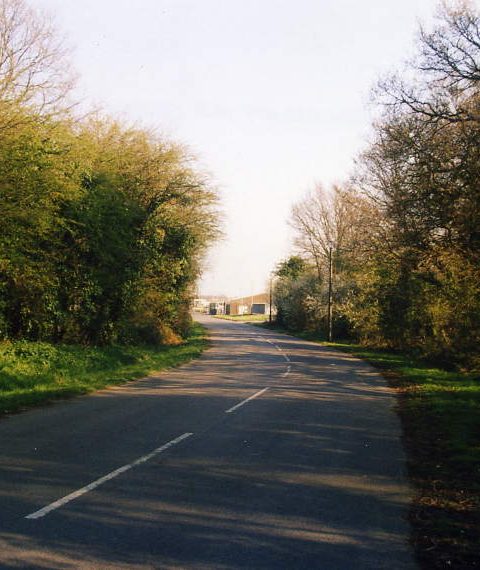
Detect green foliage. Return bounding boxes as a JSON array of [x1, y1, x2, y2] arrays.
[[355, 2, 480, 369], [276, 2, 480, 370], [0, 113, 218, 345], [0, 0, 219, 347], [275, 256, 306, 279], [274, 258, 324, 333], [0, 111, 79, 340], [58, 172, 145, 343]]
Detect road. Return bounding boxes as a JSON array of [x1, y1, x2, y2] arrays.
[[0, 315, 416, 569]]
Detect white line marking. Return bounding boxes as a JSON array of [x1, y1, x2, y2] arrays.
[[263, 338, 290, 359], [282, 365, 292, 378], [25, 432, 193, 520], [225, 387, 269, 414], [251, 335, 292, 375]]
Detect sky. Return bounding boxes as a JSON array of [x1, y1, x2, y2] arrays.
[[31, 0, 444, 298]]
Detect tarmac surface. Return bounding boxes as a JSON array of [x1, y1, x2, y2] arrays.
[[0, 314, 417, 569]]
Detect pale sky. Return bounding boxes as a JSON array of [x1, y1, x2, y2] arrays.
[[32, 0, 445, 297]]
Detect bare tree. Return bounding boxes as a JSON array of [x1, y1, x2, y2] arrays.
[[418, 1, 480, 93], [290, 184, 377, 271], [290, 184, 380, 340], [290, 185, 330, 281], [376, 1, 480, 124], [0, 0, 75, 117]]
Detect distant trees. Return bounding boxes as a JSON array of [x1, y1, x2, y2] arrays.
[[273, 256, 319, 331], [275, 0, 480, 368], [274, 185, 377, 339], [0, 0, 219, 345]]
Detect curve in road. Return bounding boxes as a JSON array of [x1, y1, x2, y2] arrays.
[[0, 314, 416, 569]]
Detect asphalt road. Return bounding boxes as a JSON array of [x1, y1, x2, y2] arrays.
[[0, 315, 416, 569]]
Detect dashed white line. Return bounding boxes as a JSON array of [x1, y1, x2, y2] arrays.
[[253, 336, 292, 368], [282, 365, 292, 378], [25, 432, 194, 520], [225, 387, 270, 414], [25, 330, 295, 521]]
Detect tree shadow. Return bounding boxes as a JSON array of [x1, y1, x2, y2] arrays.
[[0, 316, 416, 568]]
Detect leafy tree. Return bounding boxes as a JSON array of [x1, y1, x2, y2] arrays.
[[275, 256, 306, 279], [0, 1, 220, 347], [273, 257, 321, 332], [0, 111, 80, 339], [354, 0, 480, 365]]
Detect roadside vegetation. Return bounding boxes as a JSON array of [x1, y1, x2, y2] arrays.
[[213, 314, 268, 323], [269, 2, 480, 567], [0, 323, 207, 415], [325, 342, 480, 569], [0, 0, 218, 412], [274, 1, 480, 372], [260, 321, 480, 568], [0, 0, 219, 347]]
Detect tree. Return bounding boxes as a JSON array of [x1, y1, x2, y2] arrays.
[[275, 256, 306, 279], [0, 113, 80, 339], [288, 184, 379, 338], [0, 0, 74, 127], [59, 118, 220, 344], [0, 2, 220, 346], [354, 0, 480, 364], [273, 256, 320, 332], [0, 110, 220, 344]]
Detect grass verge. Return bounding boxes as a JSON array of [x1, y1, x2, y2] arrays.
[[213, 314, 269, 322], [0, 322, 208, 416], [257, 323, 480, 569], [331, 343, 480, 569]]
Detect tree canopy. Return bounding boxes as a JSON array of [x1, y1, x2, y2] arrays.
[[0, 0, 220, 345], [275, 0, 480, 369]]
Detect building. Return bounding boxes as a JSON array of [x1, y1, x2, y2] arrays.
[[226, 293, 271, 316], [193, 296, 227, 314]]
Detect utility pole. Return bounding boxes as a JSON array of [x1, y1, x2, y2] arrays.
[[327, 246, 333, 342], [250, 282, 254, 315], [269, 277, 273, 323]]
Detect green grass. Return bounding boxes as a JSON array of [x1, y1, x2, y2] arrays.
[[213, 314, 269, 322], [257, 321, 480, 568], [0, 323, 208, 416], [324, 342, 480, 480], [325, 342, 480, 569]]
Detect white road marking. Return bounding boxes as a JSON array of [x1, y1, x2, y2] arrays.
[[253, 336, 292, 370], [25, 329, 292, 521], [25, 432, 193, 520], [282, 365, 292, 378], [225, 387, 270, 414]]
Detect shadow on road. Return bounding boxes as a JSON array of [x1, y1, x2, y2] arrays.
[[0, 316, 415, 569]]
